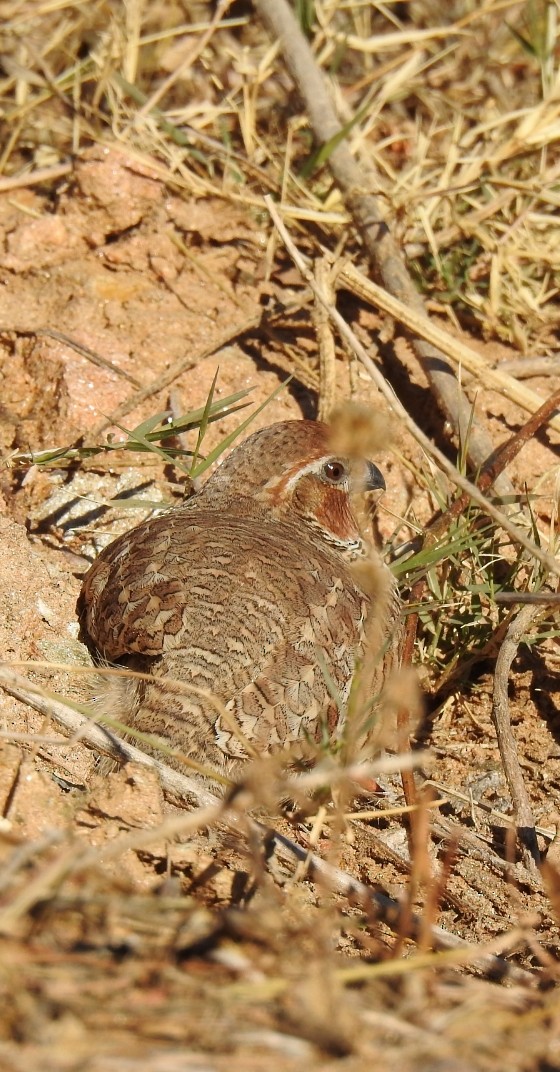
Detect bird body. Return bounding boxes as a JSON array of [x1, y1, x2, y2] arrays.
[[78, 420, 399, 773]]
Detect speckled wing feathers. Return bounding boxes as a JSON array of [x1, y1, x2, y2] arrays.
[[78, 420, 398, 772]]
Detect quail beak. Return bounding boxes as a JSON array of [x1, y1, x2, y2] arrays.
[[365, 461, 386, 493]]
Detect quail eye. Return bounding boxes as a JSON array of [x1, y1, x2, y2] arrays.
[[322, 459, 347, 483]]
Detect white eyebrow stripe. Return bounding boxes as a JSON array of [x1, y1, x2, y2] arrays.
[[282, 456, 337, 492]]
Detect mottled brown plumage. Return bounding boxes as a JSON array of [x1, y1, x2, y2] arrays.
[[78, 420, 399, 773]]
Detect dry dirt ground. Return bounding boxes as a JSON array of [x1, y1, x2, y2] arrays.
[[1, 147, 560, 1070]]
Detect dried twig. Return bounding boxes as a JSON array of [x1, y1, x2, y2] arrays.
[[0, 162, 72, 191], [395, 388, 560, 707], [426, 387, 560, 544], [394, 392, 560, 836], [0, 663, 534, 984], [265, 196, 560, 581], [339, 264, 560, 435], [495, 592, 560, 605], [89, 311, 262, 437], [492, 604, 542, 877], [433, 816, 543, 890], [38, 329, 142, 388], [397, 578, 423, 828], [255, 0, 514, 494], [499, 357, 560, 379], [425, 780, 555, 842]]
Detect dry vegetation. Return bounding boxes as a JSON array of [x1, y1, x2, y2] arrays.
[[1, 1, 560, 1069]]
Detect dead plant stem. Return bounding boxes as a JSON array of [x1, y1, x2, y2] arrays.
[[255, 0, 514, 495], [0, 663, 533, 984], [492, 604, 542, 876], [89, 311, 262, 437], [265, 196, 560, 581]]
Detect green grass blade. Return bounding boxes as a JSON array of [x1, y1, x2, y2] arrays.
[[190, 377, 292, 480]]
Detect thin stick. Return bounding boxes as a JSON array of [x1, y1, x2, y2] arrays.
[[425, 779, 554, 842], [397, 579, 423, 832], [265, 196, 560, 580], [492, 604, 542, 876], [38, 329, 142, 388], [495, 592, 560, 605], [255, 0, 514, 494], [392, 389, 560, 715], [89, 311, 262, 437], [0, 664, 533, 984], [0, 162, 72, 192], [133, 0, 234, 119], [339, 263, 560, 436], [426, 386, 560, 543]]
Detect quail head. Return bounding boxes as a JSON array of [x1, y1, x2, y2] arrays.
[[78, 419, 400, 776]]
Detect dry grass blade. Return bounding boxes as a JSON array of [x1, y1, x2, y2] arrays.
[[0, 662, 534, 985], [0, 162, 72, 190], [265, 196, 560, 580], [426, 387, 560, 543], [340, 263, 560, 434], [38, 328, 143, 388], [89, 312, 262, 437], [255, 0, 514, 494]]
